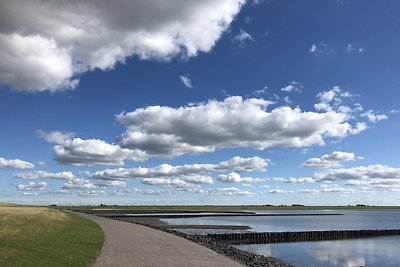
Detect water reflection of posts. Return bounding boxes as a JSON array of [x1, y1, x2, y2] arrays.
[[312, 249, 365, 267]]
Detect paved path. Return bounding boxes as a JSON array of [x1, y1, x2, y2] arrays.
[[77, 213, 244, 267]]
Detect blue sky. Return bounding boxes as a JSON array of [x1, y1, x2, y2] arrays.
[[1, 0, 399, 205]]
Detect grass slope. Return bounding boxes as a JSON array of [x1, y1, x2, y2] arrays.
[[0, 206, 103, 267]]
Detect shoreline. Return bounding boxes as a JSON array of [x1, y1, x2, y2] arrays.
[[78, 208, 400, 266], [106, 215, 293, 267], [74, 208, 358, 266]]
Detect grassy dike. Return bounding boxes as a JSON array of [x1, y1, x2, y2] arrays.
[[0, 204, 103, 267]]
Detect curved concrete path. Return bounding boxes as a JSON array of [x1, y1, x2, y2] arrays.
[[77, 213, 244, 267]]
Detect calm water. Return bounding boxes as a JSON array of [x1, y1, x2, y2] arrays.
[[162, 209, 400, 266], [162, 209, 400, 232], [235, 236, 400, 267], [124, 212, 246, 217]]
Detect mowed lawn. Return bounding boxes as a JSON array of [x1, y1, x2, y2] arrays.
[[0, 204, 103, 267]]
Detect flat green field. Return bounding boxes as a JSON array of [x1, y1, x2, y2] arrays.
[[70, 204, 400, 211], [0, 205, 103, 267]]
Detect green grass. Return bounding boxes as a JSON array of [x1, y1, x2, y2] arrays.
[[0, 206, 104, 267]]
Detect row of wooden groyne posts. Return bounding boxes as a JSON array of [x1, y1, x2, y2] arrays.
[[89, 212, 400, 244], [207, 229, 400, 244]]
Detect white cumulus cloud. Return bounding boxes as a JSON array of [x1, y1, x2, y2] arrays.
[[281, 81, 302, 93], [0, 0, 244, 92], [17, 181, 47, 191], [15, 171, 76, 180], [0, 157, 34, 169], [314, 86, 353, 112], [86, 156, 268, 180], [280, 177, 315, 184], [200, 187, 253, 196], [320, 184, 354, 193], [267, 189, 294, 194], [361, 110, 388, 123], [39, 131, 145, 166], [53, 138, 138, 166], [78, 190, 105, 196], [116, 96, 368, 158], [37, 130, 75, 144], [22, 192, 38, 196], [95, 180, 127, 188], [302, 151, 355, 169], [218, 172, 268, 183], [313, 165, 400, 182], [62, 178, 96, 190], [113, 188, 141, 195]]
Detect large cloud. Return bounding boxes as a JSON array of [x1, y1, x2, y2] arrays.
[[53, 138, 139, 166], [117, 96, 367, 157], [302, 151, 355, 169], [0, 157, 34, 169], [0, 0, 245, 92], [39, 89, 379, 164], [39, 131, 145, 166]]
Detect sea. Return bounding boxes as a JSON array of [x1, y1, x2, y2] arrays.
[[161, 209, 400, 267]]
